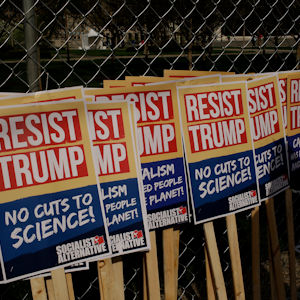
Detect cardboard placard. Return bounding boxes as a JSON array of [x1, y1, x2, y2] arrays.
[[0, 99, 110, 282], [222, 74, 289, 199], [177, 81, 260, 223], [247, 76, 288, 200], [84, 85, 189, 230], [87, 101, 150, 255]]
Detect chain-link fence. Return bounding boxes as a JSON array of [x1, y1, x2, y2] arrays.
[[0, 0, 299, 299]]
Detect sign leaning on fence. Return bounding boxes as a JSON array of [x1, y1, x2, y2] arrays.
[[247, 76, 289, 200], [0, 99, 110, 283], [87, 101, 150, 255], [85, 85, 189, 230], [287, 72, 300, 191], [177, 82, 260, 223]]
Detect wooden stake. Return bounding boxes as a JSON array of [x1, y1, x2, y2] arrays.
[[265, 198, 286, 300], [112, 257, 125, 300], [203, 222, 228, 300], [251, 206, 261, 300], [30, 277, 48, 300], [46, 279, 55, 300], [51, 268, 70, 300], [145, 231, 161, 300], [163, 228, 176, 300], [226, 214, 245, 300], [205, 244, 216, 300], [98, 259, 115, 300], [173, 228, 180, 298], [66, 274, 75, 300], [285, 189, 297, 300]]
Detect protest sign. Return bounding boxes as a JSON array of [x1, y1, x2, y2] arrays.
[[247, 76, 288, 199], [223, 73, 291, 298], [177, 81, 260, 223], [87, 101, 150, 255], [222, 75, 289, 199], [0, 99, 110, 282], [85, 85, 189, 230], [287, 72, 300, 190]]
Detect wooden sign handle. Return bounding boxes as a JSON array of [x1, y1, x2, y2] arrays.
[[46, 273, 75, 300], [203, 221, 228, 300], [51, 268, 70, 300], [98, 258, 124, 300], [66, 274, 75, 300], [46, 278, 55, 300], [30, 277, 47, 300], [251, 206, 261, 300], [163, 228, 177, 300], [145, 231, 161, 300], [226, 214, 245, 300], [112, 257, 125, 300], [173, 228, 180, 297], [205, 244, 216, 300]]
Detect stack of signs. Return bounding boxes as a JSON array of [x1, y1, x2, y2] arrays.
[[0, 99, 110, 282], [85, 84, 189, 231], [87, 100, 150, 255], [287, 72, 300, 190], [0, 69, 298, 283], [247, 76, 289, 200], [177, 81, 260, 223]]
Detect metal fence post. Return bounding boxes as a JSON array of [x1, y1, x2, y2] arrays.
[[23, 0, 40, 92]]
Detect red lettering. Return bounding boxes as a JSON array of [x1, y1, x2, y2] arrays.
[[184, 89, 243, 122], [0, 110, 81, 153]]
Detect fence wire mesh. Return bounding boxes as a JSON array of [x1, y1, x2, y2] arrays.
[[0, 0, 299, 299]]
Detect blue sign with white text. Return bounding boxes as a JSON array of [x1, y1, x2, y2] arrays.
[[189, 150, 259, 223], [101, 178, 147, 254], [0, 185, 108, 280], [141, 157, 189, 230]]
